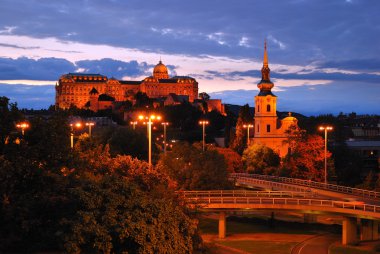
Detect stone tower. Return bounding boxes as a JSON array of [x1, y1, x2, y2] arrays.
[[253, 41, 298, 157]]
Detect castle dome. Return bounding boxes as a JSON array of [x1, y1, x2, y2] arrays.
[[153, 60, 169, 79]]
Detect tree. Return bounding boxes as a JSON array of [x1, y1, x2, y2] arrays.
[[0, 96, 23, 153], [242, 144, 280, 174], [62, 175, 200, 254], [230, 104, 252, 154], [282, 127, 332, 181], [198, 92, 210, 101], [107, 127, 148, 160], [210, 147, 243, 173], [157, 142, 232, 190]]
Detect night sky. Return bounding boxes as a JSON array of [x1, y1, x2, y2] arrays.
[[0, 0, 379, 115]]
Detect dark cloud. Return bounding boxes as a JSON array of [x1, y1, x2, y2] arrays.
[[76, 59, 153, 78], [0, 84, 55, 109], [1, 0, 379, 65], [0, 57, 76, 80], [210, 81, 380, 116], [317, 59, 380, 72], [0, 43, 39, 50], [0, 57, 157, 80]]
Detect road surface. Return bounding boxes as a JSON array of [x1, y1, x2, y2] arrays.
[[291, 234, 339, 254]]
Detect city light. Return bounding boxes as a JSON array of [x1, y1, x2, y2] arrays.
[[319, 125, 333, 184], [70, 122, 82, 149], [161, 122, 169, 153], [85, 122, 95, 137], [199, 120, 209, 151], [16, 122, 29, 136], [243, 124, 254, 146], [138, 114, 162, 166], [130, 121, 138, 130]]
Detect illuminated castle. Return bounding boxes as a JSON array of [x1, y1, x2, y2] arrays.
[[55, 60, 199, 111], [253, 42, 298, 157]]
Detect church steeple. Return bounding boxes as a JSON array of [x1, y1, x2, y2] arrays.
[[257, 40, 274, 95]]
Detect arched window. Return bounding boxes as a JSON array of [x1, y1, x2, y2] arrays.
[[267, 104, 271, 112], [267, 124, 271, 132], [257, 124, 260, 133], [257, 105, 260, 112]]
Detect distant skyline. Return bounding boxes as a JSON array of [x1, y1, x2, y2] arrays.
[[0, 0, 379, 115]]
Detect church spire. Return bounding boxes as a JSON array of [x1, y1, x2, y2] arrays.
[[261, 39, 270, 81], [263, 39, 268, 67], [257, 40, 274, 94]]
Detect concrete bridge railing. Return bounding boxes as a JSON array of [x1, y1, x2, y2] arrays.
[[231, 173, 380, 200], [181, 192, 380, 218], [181, 190, 380, 245], [180, 190, 314, 199]]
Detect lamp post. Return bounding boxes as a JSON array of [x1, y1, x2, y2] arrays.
[[130, 121, 138, 130], [16, 122, 29, 136], [199, 120, 209, 151], [139, 114, 162, 167], [70, 122, 82, 149], [243, 124, 254, 146], [85, 122, 95, 137], [161, 122, 169, 153], [319, 125, 333, 184]]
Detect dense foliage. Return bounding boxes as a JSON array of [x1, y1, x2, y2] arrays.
[[242, 144, 280, 174], [0, 98, 203, 253], [157, 142, 233, 190]]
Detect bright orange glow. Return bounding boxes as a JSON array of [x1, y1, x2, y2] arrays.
[[243, 124, 254, 128], [199, 120, 209, 125], [138, 115, 144, 120], [162, 122, 169, 126], [85, 122, 95, 126], [156, 115, 162, 120], [16, 122, 29, 129], [319, 126, 333, 131]]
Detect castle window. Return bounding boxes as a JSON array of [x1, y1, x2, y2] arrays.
[[267, 104, 271, 112], [258, 105, 260, 112], [267, 124, 271, 132], [257, 124, 259, 133]]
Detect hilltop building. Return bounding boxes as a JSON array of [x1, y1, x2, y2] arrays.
[[253, 42, 298, 157], [55, 60, 199, 111]]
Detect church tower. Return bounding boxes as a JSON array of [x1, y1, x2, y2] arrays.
[[252, 41, 299, 157], [254, 41, 278, 138]]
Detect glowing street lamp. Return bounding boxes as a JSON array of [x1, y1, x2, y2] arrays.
[[138, 114, 162, 167], [199, 120, 209, 151], [130, 121, 138, 130], [16, 122, 29, 136], [161, 122, 169, 153], [70, 122, 82, 149], [243, 124, 254, 146], [319, 125, 333, 184], [85, 122, 95, 137]]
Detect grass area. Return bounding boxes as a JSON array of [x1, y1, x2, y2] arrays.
[[218, 240, 297, 254], [330, 245, 380, 254], [199, 215, 340, 235]]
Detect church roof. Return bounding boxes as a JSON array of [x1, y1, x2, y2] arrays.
[[257, 90, 277, 97], [89, 87, 99, 94]]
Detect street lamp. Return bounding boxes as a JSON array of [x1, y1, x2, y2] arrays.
[[319, 125, 333, 184], [130, 121, 138, 130], [199, 120, 209, 151], [161, 122, 169, 153], [243, 124, 254, 146], [70, 122, 82, 149], [16, 122, 29, 136], [85, 122, 95, 137], [138, 114, 162, 167]]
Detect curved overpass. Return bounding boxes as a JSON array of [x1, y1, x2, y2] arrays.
[[181, 190, 380, 245], [231, 173, 380, 201]]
